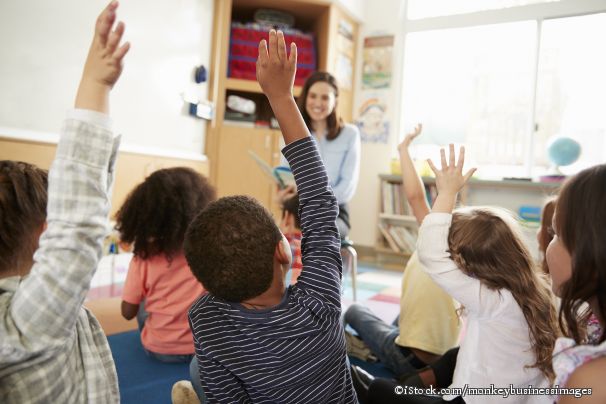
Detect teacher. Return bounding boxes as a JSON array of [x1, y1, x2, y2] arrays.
[[281, 71, 361, 238]]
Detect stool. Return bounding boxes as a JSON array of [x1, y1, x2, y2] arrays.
[[340, 238, 358, 302]]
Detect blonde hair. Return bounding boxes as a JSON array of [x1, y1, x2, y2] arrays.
[[449, 206, 558, 381]]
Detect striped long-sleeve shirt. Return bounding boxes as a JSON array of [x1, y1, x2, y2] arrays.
[[189, 136, 357, 403]]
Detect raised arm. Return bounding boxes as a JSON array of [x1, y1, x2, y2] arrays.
[[256, 30, 306, 145], [6, 1, 129, 349], [417, 146, 491, 312], [397, 123, 430, 225], [257, 30, 341, 307]]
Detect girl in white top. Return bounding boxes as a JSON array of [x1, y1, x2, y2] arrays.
[[415, 145, 558, 404]]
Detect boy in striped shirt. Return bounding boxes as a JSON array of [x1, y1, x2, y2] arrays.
[[184, 30, 357, 403]]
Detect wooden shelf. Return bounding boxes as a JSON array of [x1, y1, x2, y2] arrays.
[[226, 78, 302, 97], [379, 173, 561, 190], [379, 213, 418, 226]]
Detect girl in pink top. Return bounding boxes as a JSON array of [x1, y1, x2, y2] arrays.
[[117, 167, 215, 362]]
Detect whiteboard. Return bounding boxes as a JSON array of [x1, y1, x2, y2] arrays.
[[0, 0, 214, 155]]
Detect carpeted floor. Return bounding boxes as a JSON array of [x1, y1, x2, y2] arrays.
[[87, 257, 403, 403], [107, 330, 190, 404]]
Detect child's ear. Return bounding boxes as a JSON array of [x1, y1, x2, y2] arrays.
[[274, 235, 291, 265]]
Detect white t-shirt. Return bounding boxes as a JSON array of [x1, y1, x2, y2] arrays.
[[417, 213, 551, 404]]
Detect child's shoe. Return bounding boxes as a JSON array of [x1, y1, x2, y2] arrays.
[[171, 380, 200, 404], [344, 331, 378, 362]]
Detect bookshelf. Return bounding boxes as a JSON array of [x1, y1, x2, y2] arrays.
[[205, 0, 359, 220], [377, 175, 418, 260], [377, 173, 562, 267]]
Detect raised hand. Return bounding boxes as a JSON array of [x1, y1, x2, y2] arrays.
[[427, 144, 476, 202], [398, 123, 423, 153], [256, 30, 297, 101], [75, 1, 130, 113]]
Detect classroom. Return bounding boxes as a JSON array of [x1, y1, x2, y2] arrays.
[[1, 0, 605, 403]]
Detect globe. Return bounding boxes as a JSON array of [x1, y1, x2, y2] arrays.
[[547, 137, 581, 167]]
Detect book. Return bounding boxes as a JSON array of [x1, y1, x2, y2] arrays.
[[378, 222, 400, 252], [248, 150, 294, 189]]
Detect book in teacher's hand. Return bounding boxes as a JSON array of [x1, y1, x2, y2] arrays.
[[248, 150, 294, 189]]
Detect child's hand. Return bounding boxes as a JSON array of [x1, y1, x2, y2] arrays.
[[75, 1, 130, 113], [397, 123, 422, 154], [256, 30, 297, 100], [427, 144, 476, 197], [82, 1, 130, 89]]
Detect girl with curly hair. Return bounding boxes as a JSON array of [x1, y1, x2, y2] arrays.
[[117, 167, 216, 362]]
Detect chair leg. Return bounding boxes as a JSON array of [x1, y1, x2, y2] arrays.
[[342, 246, 358, 302]]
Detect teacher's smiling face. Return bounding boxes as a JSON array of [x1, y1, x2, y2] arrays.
[[305, 81, 337, 123]]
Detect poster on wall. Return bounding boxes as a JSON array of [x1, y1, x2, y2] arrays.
[[355, 92, 390, 144], [362, 35, 394, 90]]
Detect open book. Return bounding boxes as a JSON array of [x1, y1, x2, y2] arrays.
[[248, 150, 294, 189]]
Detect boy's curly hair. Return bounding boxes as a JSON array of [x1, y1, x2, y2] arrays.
[[115, 167, 216, 260], [184, 195, 282, 302], [0, 161, 48, 274]]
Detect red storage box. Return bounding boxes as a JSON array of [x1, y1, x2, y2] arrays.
[[228, 23, 317, 86]]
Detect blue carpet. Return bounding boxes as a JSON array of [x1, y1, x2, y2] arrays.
[[107, 330, 190, 404]]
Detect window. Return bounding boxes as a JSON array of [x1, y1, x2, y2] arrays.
[[534, 13, 606, 175], [401, 22, 536, 178], [400, 3, 606, 179]]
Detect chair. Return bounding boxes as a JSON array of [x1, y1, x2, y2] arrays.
[[340, 238, 358, 302]]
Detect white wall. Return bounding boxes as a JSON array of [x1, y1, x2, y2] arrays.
[[336, 0, 365, 21], [0, 0, 213, 156], [349, 0, 406, 247]]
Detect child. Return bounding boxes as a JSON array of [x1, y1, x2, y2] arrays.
[[117, 167, 215, 362], [547, 164, 606, 403], [401, 145, 558, 403], [0, 2, 128, 402], [184, 30, 356, 402], [346, 124, 460, 379], [281, 193, 303, 284]]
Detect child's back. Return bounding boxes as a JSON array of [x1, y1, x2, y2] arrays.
[[117, 167, 215, 359], [185, 30, 356, 403], [0, 4, 129, 401], [123, 254, 204, 355], [417, 147, 556, 404]]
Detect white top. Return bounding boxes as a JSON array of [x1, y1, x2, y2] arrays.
[[417, 213, 551, 404]]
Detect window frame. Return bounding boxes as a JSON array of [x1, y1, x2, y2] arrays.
[[396, 0, 606, 177]]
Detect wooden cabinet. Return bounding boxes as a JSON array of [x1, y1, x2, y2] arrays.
[[205, 0, 359, 217]]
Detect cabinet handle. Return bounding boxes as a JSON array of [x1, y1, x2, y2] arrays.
[[265, 134, 270, 149]]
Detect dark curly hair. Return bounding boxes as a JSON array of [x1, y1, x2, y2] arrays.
[[0, 161, 48, 274], [184, 195, 282, 302], [115, 167, 216, 260]]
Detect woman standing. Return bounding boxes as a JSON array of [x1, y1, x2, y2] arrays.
[[281, 71, 361, 238]]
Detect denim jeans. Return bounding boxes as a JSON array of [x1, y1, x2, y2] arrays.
[[136, 302, 193, 364], [189, 357, 207, 403], [344, 303, 420, 377]]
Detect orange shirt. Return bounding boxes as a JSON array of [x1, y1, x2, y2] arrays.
[[122, 254, 205, 354]]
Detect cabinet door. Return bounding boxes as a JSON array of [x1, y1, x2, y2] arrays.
[[215, 125, 275, 212]]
